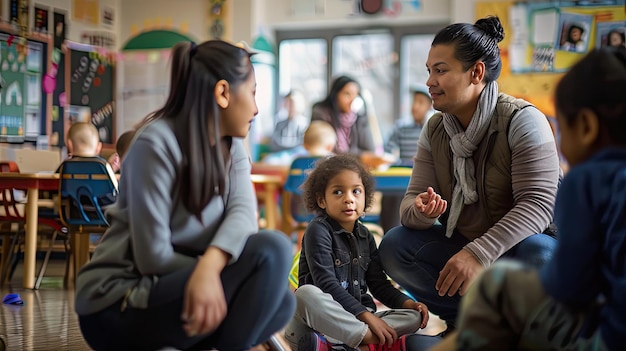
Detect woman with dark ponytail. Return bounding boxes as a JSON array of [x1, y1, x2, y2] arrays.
[[74, 40, 295, 350], [379, 16, 561, 334]]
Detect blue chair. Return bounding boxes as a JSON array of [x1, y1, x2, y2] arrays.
[[280, 156, 321, 240], [57, 157, 118, 283]]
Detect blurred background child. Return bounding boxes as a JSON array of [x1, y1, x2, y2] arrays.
[[108, 129, 136, 173], [384, 83, 433, 167], [262, 120, 336, 165], [66, 122, 102, 158], [270, 90, 310, 152], [379, 84, 433, 233]]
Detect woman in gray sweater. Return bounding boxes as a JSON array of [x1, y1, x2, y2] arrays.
[[75, 40, 295, 350]]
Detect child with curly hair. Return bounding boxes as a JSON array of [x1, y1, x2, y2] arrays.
[[284, 154, 430, 351]]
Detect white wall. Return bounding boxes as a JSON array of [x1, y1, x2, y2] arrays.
[[261, 0, 451, 31], [118, 0, 207, 47], [450, 0, 476, 24]]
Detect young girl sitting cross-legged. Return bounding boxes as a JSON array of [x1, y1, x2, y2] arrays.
[[284, 154, 430, 351]]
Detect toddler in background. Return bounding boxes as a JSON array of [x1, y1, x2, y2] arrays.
[[262, 120, 336, 165], [66, 122, 102, 158], [108, 129, 136, 173]]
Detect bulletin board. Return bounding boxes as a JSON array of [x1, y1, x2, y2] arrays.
[[0, 32, 48, 142], [66, 41, 115, 146], [475, 1, 625, 117]]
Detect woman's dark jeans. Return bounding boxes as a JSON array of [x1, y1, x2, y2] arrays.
[[378, 224, 556, 326], [79, 231, 295, 351]]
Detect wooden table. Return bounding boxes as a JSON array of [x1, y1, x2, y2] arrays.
[[0, 172, 59, 289], [251, 173, 284, 230]]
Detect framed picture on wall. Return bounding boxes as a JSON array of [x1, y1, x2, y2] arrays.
[[557, 12, 593, 53], [596, 22, 626, 48]]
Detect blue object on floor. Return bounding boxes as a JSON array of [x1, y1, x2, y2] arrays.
[[2, 293, 24, 305]]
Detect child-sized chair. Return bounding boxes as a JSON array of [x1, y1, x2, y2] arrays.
[[280, 156, 321, 247], [57, 157, 118, 284]]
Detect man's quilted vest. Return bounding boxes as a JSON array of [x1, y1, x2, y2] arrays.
[[427, 93, 531, 227]]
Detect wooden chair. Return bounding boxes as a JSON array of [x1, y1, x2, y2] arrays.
[[57, 157, 118, 284]]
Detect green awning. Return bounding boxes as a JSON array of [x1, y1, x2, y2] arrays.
[[122, 30, 196, 50]]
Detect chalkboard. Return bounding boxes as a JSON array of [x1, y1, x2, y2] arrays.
[[67, 42, 115, 145], [0, 32, 48, 143]]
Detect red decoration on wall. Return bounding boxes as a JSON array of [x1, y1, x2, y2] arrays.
[[361, 0, 383, 14]]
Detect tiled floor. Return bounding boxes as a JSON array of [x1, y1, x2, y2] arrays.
[[0, 258, 446, 351], [0, 260, 91, 351]]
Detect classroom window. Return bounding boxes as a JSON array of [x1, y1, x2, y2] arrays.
[[276, 24, 443, 147], [333, 32, 394, 140], [399, 34, 435, 122], [278, 39, 327, 120]]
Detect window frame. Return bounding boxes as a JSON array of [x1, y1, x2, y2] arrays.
[[275, 23, 446, 127]]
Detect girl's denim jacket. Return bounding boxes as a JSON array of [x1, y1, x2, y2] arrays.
[[298, 215, 410, 317]]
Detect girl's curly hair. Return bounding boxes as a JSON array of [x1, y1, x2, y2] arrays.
[[301, 154, 375, 215]]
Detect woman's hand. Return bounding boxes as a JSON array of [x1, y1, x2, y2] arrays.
[[402, 300, 430, 329], [359, 311, 398, 346], [436, 249, 483, 297], [415, 187, 447, 218], [181, 248, 230, 337]]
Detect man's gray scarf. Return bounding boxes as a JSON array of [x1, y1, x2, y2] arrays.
[[442, 81, 498, 238]]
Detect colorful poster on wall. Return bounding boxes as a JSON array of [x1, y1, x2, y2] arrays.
[[34, 5, 49, 33], [72, 0, 99, 25], [523, 4, 625, 73], [596, 21, 626, 47], [476, 1, 625, 117], [0, 34, 45, 139]]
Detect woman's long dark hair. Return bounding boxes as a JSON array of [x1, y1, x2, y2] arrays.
[[141, 40, 254, 218], [318, 75, 362, 126]]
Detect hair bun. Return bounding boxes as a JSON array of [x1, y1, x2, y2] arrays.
[[475, 16, 505, 43]]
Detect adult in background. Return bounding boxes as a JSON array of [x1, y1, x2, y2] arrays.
[[311, 75, 376, 155], [378, 16, 561, 334]]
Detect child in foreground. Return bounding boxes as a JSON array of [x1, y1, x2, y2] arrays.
[[431, 47, 626, 351], [284, 154, 429, 351]]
